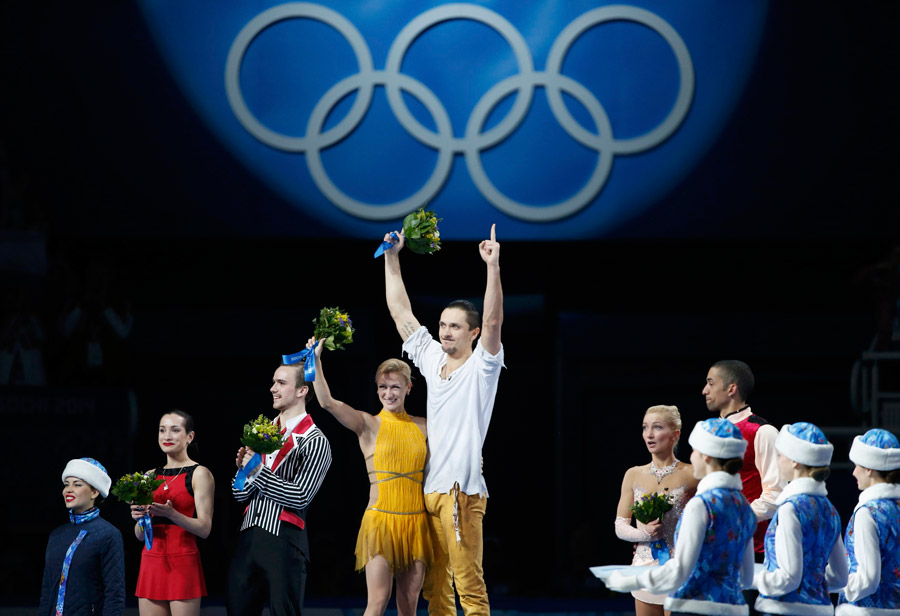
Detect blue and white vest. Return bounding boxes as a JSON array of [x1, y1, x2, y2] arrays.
[[669, 483, 756, 611], [758, 491, 841, 614], [838, 495, 900, 612]]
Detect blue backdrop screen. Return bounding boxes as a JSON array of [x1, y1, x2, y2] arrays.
[[137, 1, 768, 239]]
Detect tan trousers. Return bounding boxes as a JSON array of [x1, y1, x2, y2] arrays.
[[422, 490, 489, 616]]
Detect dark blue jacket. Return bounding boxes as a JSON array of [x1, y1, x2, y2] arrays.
[[38, 515, 125, 616]]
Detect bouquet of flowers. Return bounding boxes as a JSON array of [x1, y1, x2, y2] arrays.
[[312, 307, 354, 351], [110, 472, 164, 505], [112, 472, 164, 549], [630, 488, 673, 524], [240, 414, 287, 455], [402, 207, 441, 255]]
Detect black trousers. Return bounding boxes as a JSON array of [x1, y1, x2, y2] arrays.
[[226, 525, 309, 616]]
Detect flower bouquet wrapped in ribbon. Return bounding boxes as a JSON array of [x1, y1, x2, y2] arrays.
[[402, 207, 441, 255], [630, 488, 673, 523], [241, 414, 287, 453], [234, 414, 288, 490], [280, 307, 355, 381], [373, 207, 442, 257], [111, 472, 164, 549], [630, 488, 674, 564], [313, 307, 354, 351], [111, 472, 165, 504]]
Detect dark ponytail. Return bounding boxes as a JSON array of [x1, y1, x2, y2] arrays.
[[873, 468, 900, 484], [712, 457, 744, 474], [792, 462, 831, 482], [809, 466, 831, 482]]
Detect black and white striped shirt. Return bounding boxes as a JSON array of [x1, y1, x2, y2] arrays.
[[232, 418, 331, 536]]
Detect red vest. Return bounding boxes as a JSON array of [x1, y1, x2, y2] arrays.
[[735, 413, 770, 552]]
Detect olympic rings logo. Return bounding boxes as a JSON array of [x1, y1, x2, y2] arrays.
[[225, 3, 694, 222]]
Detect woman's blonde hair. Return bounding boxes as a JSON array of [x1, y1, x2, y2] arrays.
[[644, 405, 682, 451], [644, 405, 681, 433], [375, 358, 412, 386]]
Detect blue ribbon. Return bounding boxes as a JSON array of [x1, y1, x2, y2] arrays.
[[281, 340, 317, 381], [373, 232, 399, 258], [56, 530, 88, 616], [651, 539, 670, 565], [138, 513, 153, 550], [233, 452, 262, 491]]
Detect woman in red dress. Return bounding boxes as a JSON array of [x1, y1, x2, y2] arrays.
[[130, 410, 214, 616]]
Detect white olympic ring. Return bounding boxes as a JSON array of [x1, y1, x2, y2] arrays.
[[225, 2, 695, 222]]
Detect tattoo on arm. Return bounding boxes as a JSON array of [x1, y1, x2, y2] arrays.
[[401, 321, 417, 338]]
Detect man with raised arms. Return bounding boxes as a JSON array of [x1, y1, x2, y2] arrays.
[[383, 225, 504, 616]]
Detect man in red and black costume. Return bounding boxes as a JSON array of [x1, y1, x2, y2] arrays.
[[702, 360, 782, 555], [227, 361, 332, 616]]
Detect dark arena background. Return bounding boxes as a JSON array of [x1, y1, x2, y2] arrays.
[[2, 1, 898, 615]]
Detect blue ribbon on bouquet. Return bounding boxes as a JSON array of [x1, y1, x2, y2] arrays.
[[233, 452, 263, 491], [138, 513, 154, 550], [281, 340, 318, 381], [373, 232, 399, 258], [651, 539, 670, 565]]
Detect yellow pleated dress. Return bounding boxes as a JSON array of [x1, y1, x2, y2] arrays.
[[354, 409, 433, 572]]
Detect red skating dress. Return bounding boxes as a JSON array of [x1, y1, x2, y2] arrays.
[[135, 464, 207, 600]]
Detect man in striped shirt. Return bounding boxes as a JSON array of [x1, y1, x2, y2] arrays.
[[226, 361, 332, 616]]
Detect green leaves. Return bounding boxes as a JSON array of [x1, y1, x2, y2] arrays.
[[110, 472, 165, 505], [240, 414, 287, 455], [313, 307, 354, 351], [630, 488, 673, 524], [403, 207, 442, 255]]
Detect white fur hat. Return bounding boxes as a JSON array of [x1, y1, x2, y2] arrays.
[[849, 429, 900, 472], [775, 422, 833, 467], [62, 457, 111, 498], [688, 418, 747, 459]]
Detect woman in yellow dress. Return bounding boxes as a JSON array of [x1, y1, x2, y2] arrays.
[[306, 338, 432, 616]]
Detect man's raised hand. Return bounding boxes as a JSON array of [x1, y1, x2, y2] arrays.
[[384, 231, 405, 254], [307, 337, 323, 360], [479, 224, 500, 265]]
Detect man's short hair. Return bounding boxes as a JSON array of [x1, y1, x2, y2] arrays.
[[280, 362, 315, 404], [711, 360, 754, 403], [444, 299, 480, 331], [375, 358, 412, 386]]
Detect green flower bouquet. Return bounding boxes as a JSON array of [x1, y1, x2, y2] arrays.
[[110, 472, 165, 505], [313, 307, 354, 351], [402, 207, 442, 255], [240, 414, 288, 455], [112, 471, 165, 548], [630, 488, 673, 524]]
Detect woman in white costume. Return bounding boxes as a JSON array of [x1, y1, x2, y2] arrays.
[[615, 405, 698, 616]]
